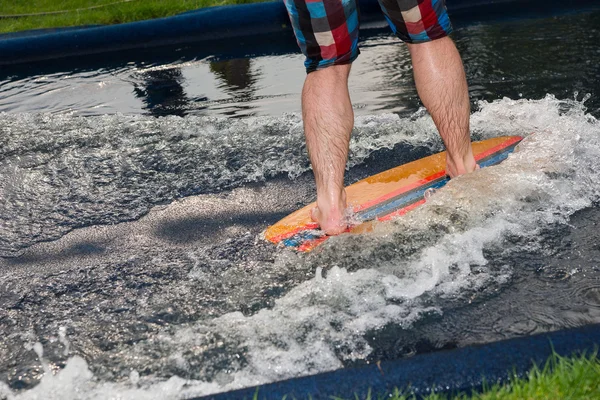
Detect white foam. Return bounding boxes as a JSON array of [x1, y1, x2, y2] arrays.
[[58, 327, 70, 356], [0, 110, 442, 256]]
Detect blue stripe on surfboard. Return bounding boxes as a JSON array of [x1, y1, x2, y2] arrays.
[[282, 141, 519, 249], [356, 177, 447, 222], [355, 143, 519, 223], [283, 231, 322, 247], [478, 144, 515, 167]]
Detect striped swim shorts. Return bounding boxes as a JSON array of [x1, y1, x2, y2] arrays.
[[284, 0, 453, 73]]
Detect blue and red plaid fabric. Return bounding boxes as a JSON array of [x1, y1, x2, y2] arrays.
[[284, 0, 453, 73]]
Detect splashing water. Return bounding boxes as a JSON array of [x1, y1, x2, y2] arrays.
[[0, 112, 441, 257], [1, 95, 600, 399]]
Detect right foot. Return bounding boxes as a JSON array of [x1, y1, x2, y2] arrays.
[[446, 148, 479, 178]]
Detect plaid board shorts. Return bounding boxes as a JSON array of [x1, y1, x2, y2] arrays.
[[284, 0, 453, 73]]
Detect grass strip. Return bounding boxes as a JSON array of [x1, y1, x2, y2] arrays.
[[300, 352, 600, 400], [0, 0, 268, 34]]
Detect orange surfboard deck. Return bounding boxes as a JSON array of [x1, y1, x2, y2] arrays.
[[264, 136, 523, 252]]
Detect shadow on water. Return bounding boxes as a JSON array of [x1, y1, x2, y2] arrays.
[[345, 142, 437, 184], [155, 210, 291, 244], [133, 68, 190, 117], [210, 59, 254, 91], [2, 241, 107, 266], [208, 58, 258, 116], [129, 59, 257, 117]]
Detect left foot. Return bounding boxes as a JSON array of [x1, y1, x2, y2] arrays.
[[310, 190, 348, 235]]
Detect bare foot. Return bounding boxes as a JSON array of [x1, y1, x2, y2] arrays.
[[446, 149, 479, 178], [310, 191, 348, 235]]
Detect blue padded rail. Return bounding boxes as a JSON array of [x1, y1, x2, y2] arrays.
[[195, 323, 600, 399], [0, 0, 599, 65]]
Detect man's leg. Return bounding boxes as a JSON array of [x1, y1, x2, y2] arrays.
[[407, 37, 477, 177], [303, 64, 353, 235], [284, 0, 360, 234], [377, 0, 476, 177]]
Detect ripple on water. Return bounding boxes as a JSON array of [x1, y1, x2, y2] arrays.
[[492, 315, 539, 337], [575, 283, 600, 308]]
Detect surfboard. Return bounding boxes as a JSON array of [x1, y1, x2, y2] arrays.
[[264, 136, 523, 252]]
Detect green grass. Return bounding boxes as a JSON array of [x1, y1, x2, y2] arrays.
[[325, 352, 600, 400], [0, 0, 268, 34]]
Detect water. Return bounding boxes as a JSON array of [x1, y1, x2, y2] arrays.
[[1, 12, 599, 118], [1, 9, 600, 400]]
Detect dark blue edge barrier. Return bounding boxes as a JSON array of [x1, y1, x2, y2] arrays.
[[195, 323, 600, 400], [0, 0, 599, 66]]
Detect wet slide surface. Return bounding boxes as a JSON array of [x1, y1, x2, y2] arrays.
[[1, 6, 600, 400]]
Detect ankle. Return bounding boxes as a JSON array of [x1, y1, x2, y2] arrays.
[[316, 189, 347, 215], [446, 151, 477, 178]]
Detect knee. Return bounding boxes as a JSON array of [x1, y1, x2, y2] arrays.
[[406, 36, 453, 53], [406, 36, 461, 64], [306, 64, 353, 87], [310, 64, 352, 77]]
